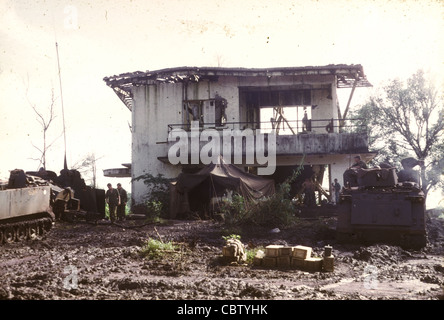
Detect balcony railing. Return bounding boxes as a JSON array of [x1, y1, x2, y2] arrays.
[[168, 118, 367, 135]]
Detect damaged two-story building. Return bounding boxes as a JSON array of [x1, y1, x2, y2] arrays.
[[103, 65, 375, 213]]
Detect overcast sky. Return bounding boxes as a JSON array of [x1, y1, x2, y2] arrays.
[[0, 0, 443, 203]]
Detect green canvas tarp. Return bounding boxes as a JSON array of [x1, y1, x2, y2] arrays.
[[170, 159, 275, 218]]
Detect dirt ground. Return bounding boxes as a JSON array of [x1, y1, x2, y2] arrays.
[[0, 212, 443, 301]]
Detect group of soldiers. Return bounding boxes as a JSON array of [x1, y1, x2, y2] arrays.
[[105, 183, 128, 222]]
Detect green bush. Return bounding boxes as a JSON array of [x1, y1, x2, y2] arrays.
[[219, 166, 302, 228], [219, 194, 251, 226], [251, 180, 296, 226], [132, 173, 172, 218], [245, 247, 264, 265], [220, 191, 297, 227], [146, 200, 163, 222]]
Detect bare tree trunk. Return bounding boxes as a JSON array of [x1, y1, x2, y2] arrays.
[[418, 161, 428, 197], [26, 86, 58, 170]]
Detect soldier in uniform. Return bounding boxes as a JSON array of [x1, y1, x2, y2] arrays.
[[332, 178, 341, 204], [343, 155, 368, 187], [302, 178, 316, 207], [105, 183, 119, 223], [116, 183, 128, 221]]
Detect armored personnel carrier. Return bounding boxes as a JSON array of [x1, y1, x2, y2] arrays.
[[0, 167, 107, 244], [337, 165, 427, 249], [0, 169, 55, 244]]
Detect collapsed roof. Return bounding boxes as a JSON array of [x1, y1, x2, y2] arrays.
[[103, 64, 372, 111]]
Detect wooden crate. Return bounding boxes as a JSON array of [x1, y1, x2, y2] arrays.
[[279, 247, 293, 256], [292, 245, 312, 260], [304, 257, 323, 272], [291, 257, 305, 268], [277, 256, 291, 268], [253, 257, 263, 266], [222, 246, 235, 257], [323, 255, 334, 272], [262, 257, 277, 267], [265, 245, 283, 257]]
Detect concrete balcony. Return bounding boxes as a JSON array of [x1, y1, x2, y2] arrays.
[[161, 120, 370, 166], [275, 132, 369, 155]]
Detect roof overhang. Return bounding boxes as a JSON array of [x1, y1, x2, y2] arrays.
[[103, 64, 372, 111], [103, 163, 131, 178]]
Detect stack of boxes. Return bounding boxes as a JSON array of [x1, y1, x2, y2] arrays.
[[254, 244, 334, 272], [292, 245, 323, 271]]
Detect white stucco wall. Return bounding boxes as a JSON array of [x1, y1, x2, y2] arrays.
[[330, 155, 354, 187], [131, 77, 243, 206], [130, 74, 365, 207], [182, 77, 241, 124], [131, 84, 183, 206], [311, 86, 336, 133]]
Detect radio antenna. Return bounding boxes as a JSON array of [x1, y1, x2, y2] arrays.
[[55, 42, 68, 170]]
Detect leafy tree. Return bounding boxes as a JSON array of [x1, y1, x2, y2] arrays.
[[352, 70, 444, 198]]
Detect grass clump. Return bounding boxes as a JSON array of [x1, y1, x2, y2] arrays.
[[140, 238, 178, 259], [245, 247, 265, 265], [222, 234, 241, 241]]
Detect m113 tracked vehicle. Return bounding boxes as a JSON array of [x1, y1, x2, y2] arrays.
[[0, 168, 106, 245], [0, 169, 55, 244], [337, 163, 426, 249]]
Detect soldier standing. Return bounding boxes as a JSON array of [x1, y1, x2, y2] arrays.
[[332, 178, 341, 204], [105, 183, 119, 223], [116, 183, 128, 221], [302, 178, 316, 207]]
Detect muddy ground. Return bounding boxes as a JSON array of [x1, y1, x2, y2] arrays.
[[0, 212, 443, 301]]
